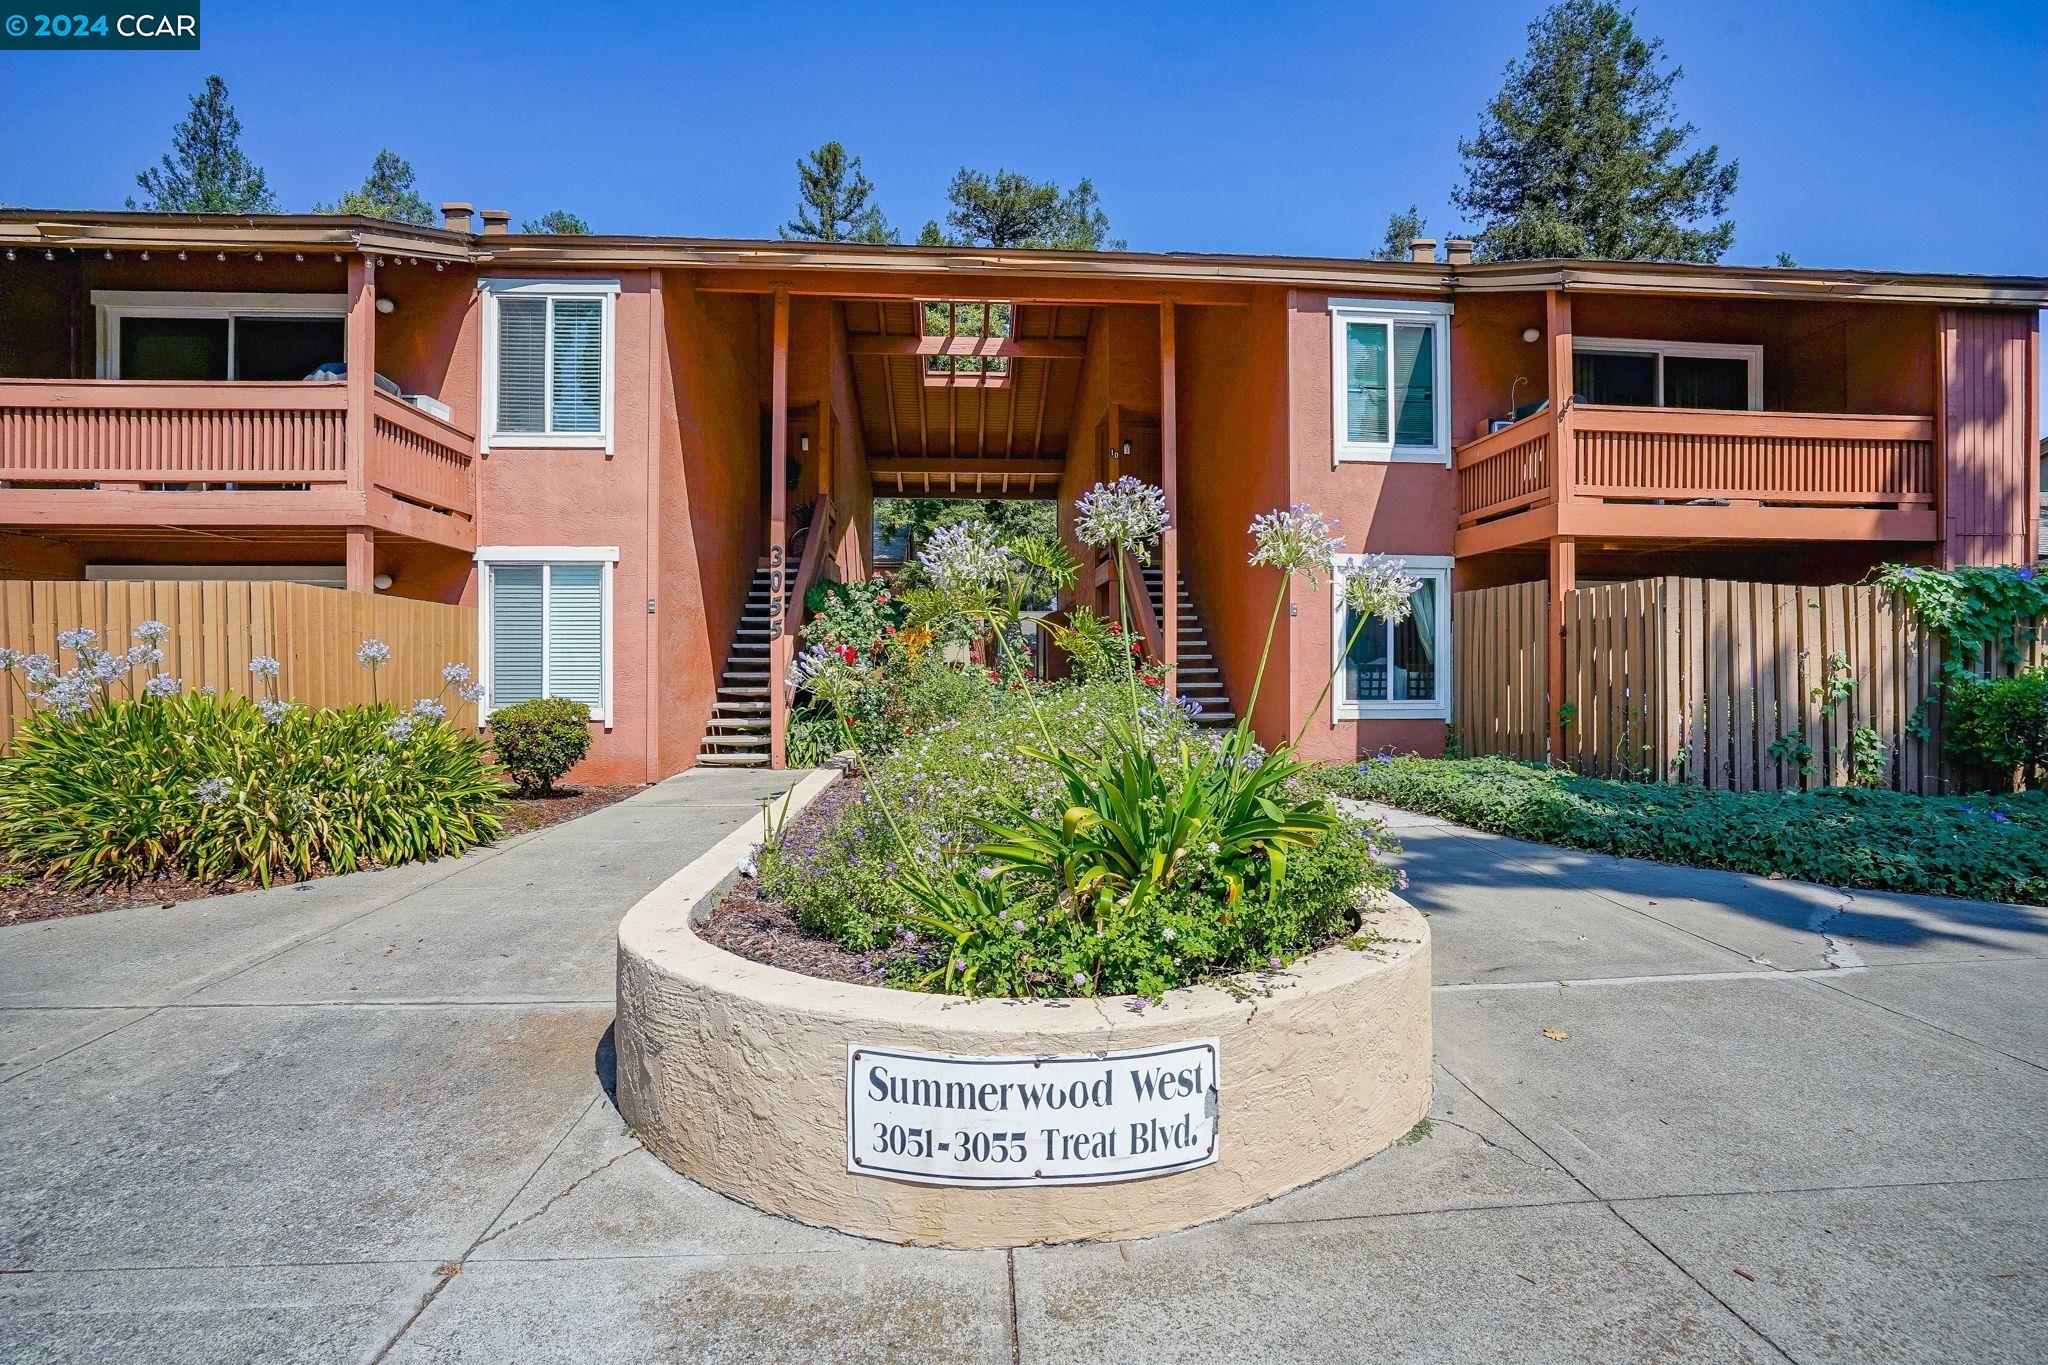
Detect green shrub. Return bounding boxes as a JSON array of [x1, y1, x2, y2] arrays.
[[760, 680, 1398, 996], [488, 697, 593, 794], [1315, 755, 2048, 905], [1944, 668, 2048, 790], [0, 693, 503, 886]]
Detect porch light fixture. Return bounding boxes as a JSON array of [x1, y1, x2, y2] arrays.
[[1522, 327, 1541, 343], [375, 297, 396, 314], [295, 253, 304, 262], [4, 249, 13, 261], [798, 433, 810, 453], [216, 252, 226, 262], [139, 251, 149, 261], [43, 250, 53, 261], [373, 573, 394, 591], [253, 252, 263, 262], [178, 251, 187, 261], [103, 250, 113, 260]]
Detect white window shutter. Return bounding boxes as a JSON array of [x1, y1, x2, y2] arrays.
[[496, 297, 547, 434], [489, 564, 544, 705], [546, 563, 605, 708], [549, 298, 604, 434]]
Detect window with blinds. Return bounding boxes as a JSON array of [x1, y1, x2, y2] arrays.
[[485, 560, 608, 717], [484, 282, 614, 443], [1332, 302, 1450, 462]]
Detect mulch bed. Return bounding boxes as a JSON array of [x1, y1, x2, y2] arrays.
[[696, 778, 901, 987], [0, 782, 644, 928]]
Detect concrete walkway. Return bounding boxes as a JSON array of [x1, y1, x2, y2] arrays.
[[4, 776, 2047, 1363]]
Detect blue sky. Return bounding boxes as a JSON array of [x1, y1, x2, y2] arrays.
[[4, 1, 2044, 416]]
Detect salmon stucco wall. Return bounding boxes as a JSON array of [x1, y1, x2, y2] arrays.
[[1282, 290, 1456, 763], [474, 271, 658, 784], [656, 278, 764, 776], [1176, 292, 1293, 742]]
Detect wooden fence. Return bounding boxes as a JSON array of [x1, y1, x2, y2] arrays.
[[0, 580, 479, 744], [1453, 576, 2047, 793]]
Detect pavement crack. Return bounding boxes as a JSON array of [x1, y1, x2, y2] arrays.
[[1806, 891, 1866, 970], [1427, 1117, 1558, 1174], [470, 1148, 637, 1253]]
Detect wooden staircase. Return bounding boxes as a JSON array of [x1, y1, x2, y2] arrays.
[[696, 562, 786, 768], [1142, 566, 1236, 727]]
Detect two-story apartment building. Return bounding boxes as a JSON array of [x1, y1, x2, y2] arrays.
[[2, 208, 2040, 780]]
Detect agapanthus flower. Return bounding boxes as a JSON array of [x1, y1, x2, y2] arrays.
[[0, 647, 22, 672], [126, 644, 164, 670], [1249, 504, 1345, 586], [457, 682, 486, 704], [409, 698, 448, 724], [384, 715, 416, 742], [1074, 476, 1169, 561], [249, 655, 282, 681], [788, 642, 873, 706], [442, 661, 474, 685], [143, 674, 182, 699], [55, 627, 98, 651], [917, 522, 1017, 595], [1339, 554, 1422, 625], [33, 675, 98, 718], [133, 619, 170, 645], [193, 775, 233, 805], [258, 697, 296, 724], [356, 638, 392, 669]]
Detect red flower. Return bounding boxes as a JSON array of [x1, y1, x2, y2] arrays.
[[839, 645, 858, 665]]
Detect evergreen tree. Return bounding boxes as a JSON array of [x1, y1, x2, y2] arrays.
[[130, 75, 278, 213], [1450, 0, 1738, 262], [781, 142, 897, 244], [522, 210, 591, 234], [933, 168, 1123, 250], [1774, 251, 1798, 268], [315, 149, 432, 225], [1374, 205, 1431, 260]]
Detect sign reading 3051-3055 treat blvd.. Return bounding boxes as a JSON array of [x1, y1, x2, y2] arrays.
[[847, 1041, 1218, 1186]]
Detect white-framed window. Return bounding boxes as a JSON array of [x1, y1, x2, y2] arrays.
[[479, 278, 619, 450], [1333, 554, 1452, 721], [476, 546, 617, 725], [1330, 298, 1453, 464], [1573, 338, 1763, 411], [93, 290, 349, 381]]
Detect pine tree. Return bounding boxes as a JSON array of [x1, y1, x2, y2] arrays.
[[130, 75, 278, 213], [522, 210, 591, 234], [1451, 0, 1738, 263], [1374, 205, 1431, 260], [935, 168, 1121, 250], [780, 142, 897, 244], [315, 149, 432, 225]]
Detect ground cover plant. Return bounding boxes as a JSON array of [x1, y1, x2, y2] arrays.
[[1315, 754, 2048, 905], [759, 482, 1419, 998], [0, 627, 503, 888]]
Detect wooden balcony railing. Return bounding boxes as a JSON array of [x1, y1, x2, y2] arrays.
[[0, 380, 349, 486], [1455, 403, 1939, 546], [1455, 413, 1554, 524], [367, 388, 474, 520], [0, 378, 476, 538], [1569, 407, 1935, 507]]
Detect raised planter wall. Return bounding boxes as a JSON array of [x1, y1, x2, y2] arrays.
[[615, 770, 1434, 1249]]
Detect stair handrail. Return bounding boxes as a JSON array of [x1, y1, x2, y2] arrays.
[[1121, 551, 1164, 665], [787, 494, 838, 640]]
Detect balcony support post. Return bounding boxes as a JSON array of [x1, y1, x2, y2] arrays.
[[1544, 289, 1574, 507], [345, 527, 376, 593], [1158, 301, 1179, 691], [1546, 534, 1576, 766], [768, 290, 790, 770], [345, 255, 377, 517]]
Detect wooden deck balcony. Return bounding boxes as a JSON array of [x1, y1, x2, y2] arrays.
[[1453, 403, 1939, 556], [0, 379, 477, 550]]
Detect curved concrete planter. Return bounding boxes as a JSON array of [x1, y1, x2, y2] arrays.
[[616, 771, 1433, 1249]]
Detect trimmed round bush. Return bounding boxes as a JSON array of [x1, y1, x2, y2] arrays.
[[0, 693, 504, 886], [1944, 667, 2048, 790], [488, 697, 593, 795]]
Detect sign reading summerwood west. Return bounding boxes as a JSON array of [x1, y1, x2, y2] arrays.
[[846, 1041, 1219, 1186]]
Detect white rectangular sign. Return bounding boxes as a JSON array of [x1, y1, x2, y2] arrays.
[[846, 1040, 1219, 1187]]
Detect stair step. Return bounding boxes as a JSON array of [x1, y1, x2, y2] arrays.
[[697, 752, 770, 767], [719, 687, 770, 698], [702, 734, 769, 748], [705, 717, 768, 730]]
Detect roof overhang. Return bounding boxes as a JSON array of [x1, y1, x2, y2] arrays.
[[3, 210, 2044, 308]]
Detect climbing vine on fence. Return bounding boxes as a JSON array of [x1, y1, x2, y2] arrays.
[[1868, 563, 2048, 673]]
